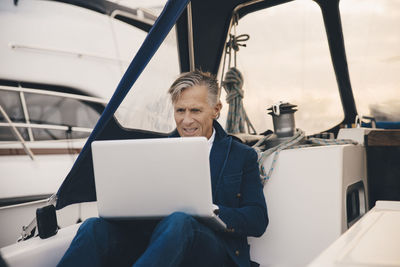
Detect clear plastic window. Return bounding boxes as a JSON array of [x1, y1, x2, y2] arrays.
[[25, 93, 100, 140], [25, 93, 99, 128], [0, 127, 29, 141], [340, 0, 400, 122], [0, 90, 24, 122], [0, 90, 28, 141], [115, 26, 180, 133], [31, 128, 90, 141], [219, 0, 343, 135]]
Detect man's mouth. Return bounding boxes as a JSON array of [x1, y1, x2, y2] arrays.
[[182, 127, 198, 135]]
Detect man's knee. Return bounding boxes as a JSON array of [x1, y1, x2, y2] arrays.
[[80, 217, 104, 229], [78, 217, 112, 237], [158, 212, 197, 234], [148, 212, 197, 249], [165, 212, 195, 224]]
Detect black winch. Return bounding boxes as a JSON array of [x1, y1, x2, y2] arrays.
[[262, 102, 299, 149]]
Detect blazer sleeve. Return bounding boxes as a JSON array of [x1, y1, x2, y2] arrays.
[[217, 148, 268, 237]]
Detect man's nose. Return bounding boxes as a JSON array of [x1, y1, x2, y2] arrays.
[[182, 112, 194, 124]]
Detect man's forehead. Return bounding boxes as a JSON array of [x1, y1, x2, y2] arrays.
[[174, 85, 209, 100], [173, 102, 205, 108]]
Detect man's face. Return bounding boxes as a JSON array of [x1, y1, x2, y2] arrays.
[[173, 85, 221, 139]]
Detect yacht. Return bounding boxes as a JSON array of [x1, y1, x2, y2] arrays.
[[0, 0, 162, 247], [1, 0, 399, 266]]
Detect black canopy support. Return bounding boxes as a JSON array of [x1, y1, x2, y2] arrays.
[[315, 0, 358, 126]]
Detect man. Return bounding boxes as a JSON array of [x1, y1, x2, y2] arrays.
[[58, 70, 268, 267]]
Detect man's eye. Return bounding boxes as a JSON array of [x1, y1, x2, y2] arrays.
[[192, 109, 201, 113], [176, 109, 185, 113]]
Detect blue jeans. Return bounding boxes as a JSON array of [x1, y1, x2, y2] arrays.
[[57, 212, 230, 267]]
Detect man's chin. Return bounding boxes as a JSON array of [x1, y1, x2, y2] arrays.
[[182, 133, 200, 137], [179, 129, 200, 137]]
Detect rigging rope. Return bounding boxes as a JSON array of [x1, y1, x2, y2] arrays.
[[253, 129, 305, 185], [253, 130, 358, 186], [223, 67, 256, 134], [220, 15, 254, 134]]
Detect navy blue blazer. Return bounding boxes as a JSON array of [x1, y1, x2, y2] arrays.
[[170, 120, 268, 267]]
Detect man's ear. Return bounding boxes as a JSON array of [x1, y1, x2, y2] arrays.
[[214, 100, 222, 119]]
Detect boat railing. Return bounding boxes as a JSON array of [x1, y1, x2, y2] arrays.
[[0, 85, 108, 157], [0, 85, 108, 104], [0, 104, 35, 160], [0, 122, 93, 135]]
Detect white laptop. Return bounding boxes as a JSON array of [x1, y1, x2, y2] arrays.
[[91, 137, 226, 230]]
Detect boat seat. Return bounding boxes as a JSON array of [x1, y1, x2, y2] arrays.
[[0, 223, 80, 267]]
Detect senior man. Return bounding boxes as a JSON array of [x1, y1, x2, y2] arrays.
[[57, 70, 268, 267]]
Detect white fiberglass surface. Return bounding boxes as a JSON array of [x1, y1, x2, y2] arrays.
[[219, 0, 343, 135], [340, 0, 400, 122], [0, 0, 122, 100]]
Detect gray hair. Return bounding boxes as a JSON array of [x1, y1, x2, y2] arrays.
[[168, 70, 220, 106]]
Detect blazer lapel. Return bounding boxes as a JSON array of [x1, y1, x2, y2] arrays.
[[210, 122, 232, 201]]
